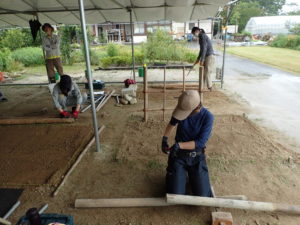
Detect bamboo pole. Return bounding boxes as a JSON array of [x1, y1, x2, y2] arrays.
[[143, 65, 148, 122], [183, 67, 186, 92], [163, 67, 166, 121], [0, 117, 74, 125], [52, 125, 105, 197], [167, 194, 300, 214]]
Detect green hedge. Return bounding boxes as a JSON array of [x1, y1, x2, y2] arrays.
[[12, 47, 44, 66], [0, 48, 13, 71], [269, 35, 300, 51]]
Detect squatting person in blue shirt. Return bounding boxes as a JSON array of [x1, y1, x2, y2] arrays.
[[161, 90, 214, 197]]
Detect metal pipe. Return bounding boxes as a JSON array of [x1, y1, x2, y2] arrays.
[[78, 0, 101, 152], [163, 67, 166, 121], [129, 9, 136, 80], [3, 201, 20, 219], [38, 204, 48, 214], [81, 95, 104, 113]]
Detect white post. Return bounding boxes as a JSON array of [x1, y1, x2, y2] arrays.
[[78, 0, 101, 152]]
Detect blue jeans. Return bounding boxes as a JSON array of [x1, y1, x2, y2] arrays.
[[166, 152, 213, 197]]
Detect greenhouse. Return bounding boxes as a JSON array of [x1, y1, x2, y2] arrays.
[[245, 15, 300, 35]]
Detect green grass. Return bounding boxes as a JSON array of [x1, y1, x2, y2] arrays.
[[226, 46, 300, 75], [23, 62, 95, 75]]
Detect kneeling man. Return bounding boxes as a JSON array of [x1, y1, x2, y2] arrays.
[[52, 74, 87, 119], [161, 90, 214, 196]]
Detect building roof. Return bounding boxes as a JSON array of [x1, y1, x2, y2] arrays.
[[245, 16, 300, 35], [0, 0, 229, 28]]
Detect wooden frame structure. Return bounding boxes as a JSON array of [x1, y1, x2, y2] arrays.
[[143, 65, 204, 122]]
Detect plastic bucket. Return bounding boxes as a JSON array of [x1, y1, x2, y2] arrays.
[[138, 67, 144, 77]]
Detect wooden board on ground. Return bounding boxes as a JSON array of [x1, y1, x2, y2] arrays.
[[0, 117, 74, 125]]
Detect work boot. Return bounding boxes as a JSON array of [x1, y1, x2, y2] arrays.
[[49, 77, 56, 83]]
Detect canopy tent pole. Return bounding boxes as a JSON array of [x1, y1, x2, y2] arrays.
[[78, 0, 101, 152], [128, 8, 136, 80], [221, 0, 238, 88]]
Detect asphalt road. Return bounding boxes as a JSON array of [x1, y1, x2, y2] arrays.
[[220, 53, 300, 150]]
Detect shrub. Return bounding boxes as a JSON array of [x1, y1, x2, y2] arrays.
[[0, 48, 13, 71], [107, 43, 119, 57], [0, 29, 26, 50], [12, 47, 44, 66], [100, 55, 132, 68], [71, 50, 84, 63], [184, 52, 197, 63], [90, 50, 100, 66], [269, 34, 300, 50]]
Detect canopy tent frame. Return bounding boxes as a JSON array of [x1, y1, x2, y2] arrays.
[[0, 0, 233, 152]]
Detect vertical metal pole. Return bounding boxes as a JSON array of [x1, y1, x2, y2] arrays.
[[78, 0, 101, 152], [163, 67, 166, 121], [143, 65, 148, 122], [221, 6, 231, 89], [129, 9, 136, 80], [183, 67, 186, 91]]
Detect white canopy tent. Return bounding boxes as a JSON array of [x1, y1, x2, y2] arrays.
[[0, 0, 231, 152], [0, 0, 230, 27]]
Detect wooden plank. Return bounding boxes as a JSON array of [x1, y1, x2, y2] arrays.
[[52, 125, 106, 197], [75, 198, 171, 208], [167, 194, 300, 214], [75, 195, 247, 208], [0, 117, 74, 125], [96, 90, 115, 112]]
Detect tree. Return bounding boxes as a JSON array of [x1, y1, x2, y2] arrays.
[[243, 0, 286, 15], [0, 29, 26, 50], [229, 1, 263, 32], [288, 10, 300, 15]]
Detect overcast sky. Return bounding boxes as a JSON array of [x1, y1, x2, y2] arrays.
[[281, 0, 300, 13]]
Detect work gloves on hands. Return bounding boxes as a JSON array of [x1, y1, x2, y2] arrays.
[[60, 110, 70, 118], [170, 142, 180, 156], [161, 136, 170, 154], [161, 136, 180, 155], [72, 110, 79, 119]]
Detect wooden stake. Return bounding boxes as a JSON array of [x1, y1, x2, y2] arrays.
[[163, 67, 166, 121], [96, 90, 115, 112], [52, 125, 105, 197], [143, 65, 148, 122], [183, 67, 186, 92], [0, 117, 74, 125], [167, 194, 300, 214], [199, 65, 204, 103]]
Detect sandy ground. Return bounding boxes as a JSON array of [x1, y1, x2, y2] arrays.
[[0, 84, 300, 225]]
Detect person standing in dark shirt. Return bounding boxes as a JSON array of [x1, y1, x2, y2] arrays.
[[161, 90, 214, 196], [192, 27, 215, 91]]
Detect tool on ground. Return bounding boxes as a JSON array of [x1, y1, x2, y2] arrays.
[[186, 67, 194, 76], [3, 201, 20, 220], [0, 217, 11, 225], [81, 94, 105, 113], [38, 204, 48, 214]]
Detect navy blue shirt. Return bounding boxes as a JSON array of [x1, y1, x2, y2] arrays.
[[171, 107, 214, 151], [197, 33, 214, 62]]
